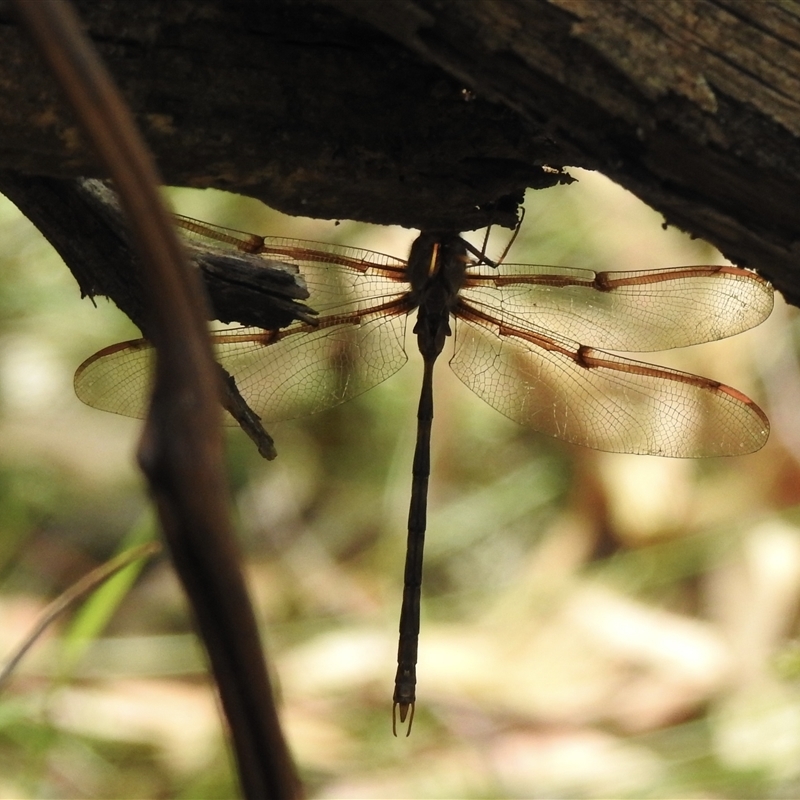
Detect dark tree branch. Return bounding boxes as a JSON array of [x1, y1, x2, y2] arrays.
[[324, 0, 800, 298], [0, 0, 567, 230], [0, 0, 797, 302]]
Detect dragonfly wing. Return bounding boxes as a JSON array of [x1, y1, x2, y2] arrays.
[[180, 225, 410, 317], [215, 313, 409, 421], [74, 338, 153, 419], [279, 247, 406, 315], [76, 233, 413, 424], [450, 304, 769, 457], [75, 312, 410, 424], [461, 263, 773, 351]]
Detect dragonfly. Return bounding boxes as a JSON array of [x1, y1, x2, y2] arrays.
[[74, 214, 773, 734]]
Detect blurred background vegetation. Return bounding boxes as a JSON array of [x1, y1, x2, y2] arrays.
[[0, 170, 798, 798]]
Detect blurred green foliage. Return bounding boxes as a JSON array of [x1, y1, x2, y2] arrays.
[[0, 172, 797, 798]]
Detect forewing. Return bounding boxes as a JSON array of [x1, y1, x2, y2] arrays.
[[450, 303, 769, 457], [184, 227, 410, 316], [461, 263, 773, 352]]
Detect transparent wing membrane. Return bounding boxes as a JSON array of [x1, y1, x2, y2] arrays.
[[450, 303, 769, 457], [74, 339, 154, 419], [76, 225, 772, 456], [75, 229, 413, 423], [177, 217, 409, 316], [214, 313, 409, 422], [75, 313, 409, 424], [462, 263, 773, 352]]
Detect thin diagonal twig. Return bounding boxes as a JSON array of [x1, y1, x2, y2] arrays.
[[11, 2, 300, 797], [0, 542, 161, 693]]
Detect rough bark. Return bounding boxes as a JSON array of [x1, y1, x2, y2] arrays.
[[0, 0, 798, 301], [0, 175, 312, 333]]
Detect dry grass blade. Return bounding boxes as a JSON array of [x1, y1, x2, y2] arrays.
[[0, 542, 161, 693]]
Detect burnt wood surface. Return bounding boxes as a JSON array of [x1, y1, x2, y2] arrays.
[[0, 0, 798, 302]]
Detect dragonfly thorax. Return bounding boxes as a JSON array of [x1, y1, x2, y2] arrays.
[[407, 232, 470, 360]]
